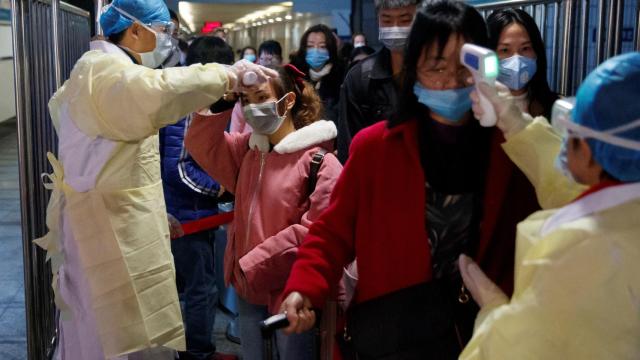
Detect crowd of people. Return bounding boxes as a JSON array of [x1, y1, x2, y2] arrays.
[[37, 0, 640, 359]]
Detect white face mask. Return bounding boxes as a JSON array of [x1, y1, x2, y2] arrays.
[[242, 94, 290, 135], [111, 5, 174, 69], [160, 37, 181, 68], [138, 25, 173, 68], [354, 42, 366, 48], [378, 26, 411, 51]]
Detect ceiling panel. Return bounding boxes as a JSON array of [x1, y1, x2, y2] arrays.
[[179, 1, 291, 32]]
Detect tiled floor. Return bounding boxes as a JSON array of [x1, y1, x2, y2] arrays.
[[0, 119, 241, 359], [0, 118, 27, 359]]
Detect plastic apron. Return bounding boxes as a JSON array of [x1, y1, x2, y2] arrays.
[[37, 71, 185, 360]]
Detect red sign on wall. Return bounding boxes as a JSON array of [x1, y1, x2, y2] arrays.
[[201, 21, 223, 33]]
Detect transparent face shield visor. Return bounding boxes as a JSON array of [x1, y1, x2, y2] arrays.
[[551, 97, 640, 151], [105, 4, 176, 36]]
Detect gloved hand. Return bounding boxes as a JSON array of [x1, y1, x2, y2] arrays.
[[471, 81, 533, 139], [459, 254, 508, 309], [167, 213, 184, 239], [225, 59, 279, 92], [280, 291, 316, 334]]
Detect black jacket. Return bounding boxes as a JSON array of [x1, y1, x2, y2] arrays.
[[337, 48, 400, 164], [291, 58, 346, 125]]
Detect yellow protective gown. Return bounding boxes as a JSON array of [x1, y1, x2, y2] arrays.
[[39, 40, 229, 359], [460, 119, 640, 359]]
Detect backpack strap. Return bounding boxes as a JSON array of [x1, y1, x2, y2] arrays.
[[308, 149, 328, 195]]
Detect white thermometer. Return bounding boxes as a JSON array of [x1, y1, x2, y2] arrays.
[[460, 44, 499, 127], [243, 71, 258, 86]]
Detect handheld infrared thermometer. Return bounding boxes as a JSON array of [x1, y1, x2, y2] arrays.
[[460, 44, 499, 127], [243, 71, 258, 86]]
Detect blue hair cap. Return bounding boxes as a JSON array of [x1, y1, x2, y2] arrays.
[[573, 52, 640, 182], [100, 0, 170, 36]]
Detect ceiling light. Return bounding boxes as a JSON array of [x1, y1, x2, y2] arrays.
[[276, 17, 283, 21], [268, 19, 274, 23], [285, 14, 292, 20]]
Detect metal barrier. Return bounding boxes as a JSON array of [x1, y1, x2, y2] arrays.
[[10, 0, 90, 358], [473, 0, 640, 96]]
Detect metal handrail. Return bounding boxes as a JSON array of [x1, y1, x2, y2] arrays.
[[472, 0, 558, 11]]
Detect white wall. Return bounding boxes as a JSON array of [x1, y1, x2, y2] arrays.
[[0, 22, 15, 123]]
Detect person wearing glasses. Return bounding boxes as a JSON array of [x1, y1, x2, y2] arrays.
[[460, 52, 640, 359], [40, 0, 276, 358]]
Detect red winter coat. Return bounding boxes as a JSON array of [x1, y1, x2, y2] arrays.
[[283, 119, 539, 307]]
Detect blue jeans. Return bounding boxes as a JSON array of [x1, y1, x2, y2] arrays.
[[171, 230, 218, 360], [237, 297, 316, 360]]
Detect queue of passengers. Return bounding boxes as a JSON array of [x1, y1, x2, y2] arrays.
[[37, 0, 640, 359]]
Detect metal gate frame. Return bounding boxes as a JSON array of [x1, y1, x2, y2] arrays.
[[10, 0, 90, 358]]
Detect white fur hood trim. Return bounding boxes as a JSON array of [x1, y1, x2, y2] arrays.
[[249, 120, 337, 154]]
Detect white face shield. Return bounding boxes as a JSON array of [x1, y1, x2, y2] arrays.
[[551, 97, 640, 151], [108, 5, 176, 68]]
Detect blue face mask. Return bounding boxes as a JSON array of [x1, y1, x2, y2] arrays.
[[306, 48, 330, 69], [498, 55, 537, 91], [243, 54, 256, 63], [413, 83, 474, 122]]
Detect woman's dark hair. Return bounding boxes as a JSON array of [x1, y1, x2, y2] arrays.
[[393, 0, 489, 125], [241, 46, 257, 57], [186, 36, 234, 66], [270, 65, 323, 129], [258, 40, 283, 58], [293, 24, 340, 72], [487, 8, 558, 117]]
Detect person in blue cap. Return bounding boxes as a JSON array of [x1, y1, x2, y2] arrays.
[[39, 0, 276, 359], [456, 52, 640, 358]]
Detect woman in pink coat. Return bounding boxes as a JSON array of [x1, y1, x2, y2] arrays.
[[186, 64, 342, 360]]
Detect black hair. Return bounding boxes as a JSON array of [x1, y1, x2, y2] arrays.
[[186, 36, 234, 66], [108, 29, 127, 44], [351, 32, 367, 44], [241, 46, 257, 57], [258, 40, 283, 58], [487, 8, 558, 117], [292, 24, 340, 73], [350, 45, 375, 62], [393, 0, 489, 126], [340, 42, 354, 61], [168, 9, 179, 23]]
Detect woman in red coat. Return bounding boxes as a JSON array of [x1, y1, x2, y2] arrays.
[[280, 0, 540, 358]]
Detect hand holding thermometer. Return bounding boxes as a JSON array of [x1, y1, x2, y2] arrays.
[[460, 44, 500, 127]]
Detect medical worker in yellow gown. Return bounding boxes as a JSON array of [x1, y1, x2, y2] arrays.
[[458, 52, 640, 359], [37, 0, 276, 359]]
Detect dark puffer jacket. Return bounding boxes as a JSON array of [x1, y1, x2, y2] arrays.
[[160, 114, 220, 223]]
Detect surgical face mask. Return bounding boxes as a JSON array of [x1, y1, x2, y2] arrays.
[[110, 5, 174, 68], [379, 26, 411, 51], [498, 54, 537, 91], [244, 54, 256, 63], [354, 42, 366, 48], [243, 94, 289, 135], [138, 26, 173, 68], [413, 82, 473, 122], [161, 37, 181, 68], [305, 48, 330, 69]]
